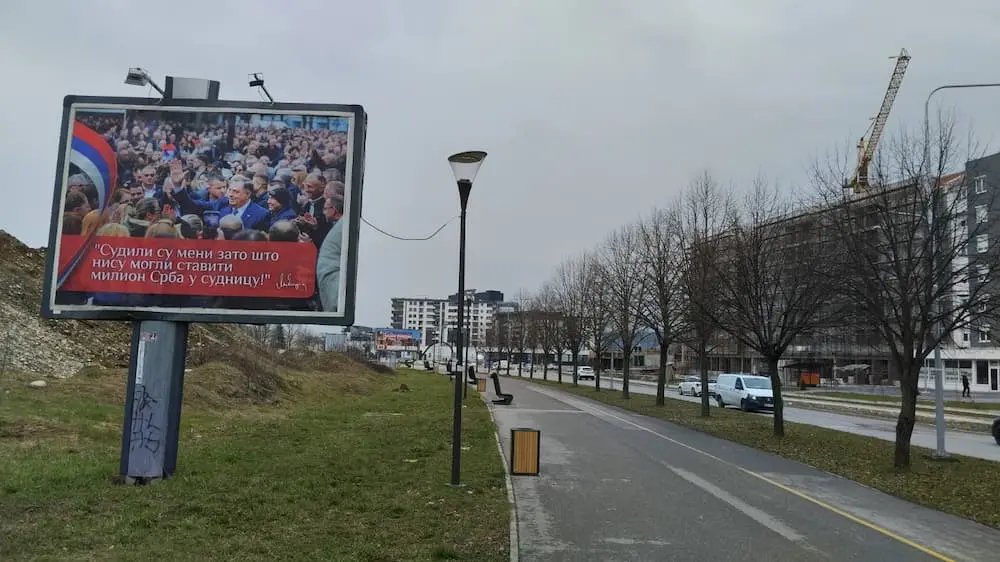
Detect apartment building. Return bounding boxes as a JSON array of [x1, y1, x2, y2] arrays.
[[390, 296, 447, 349], [917, 152, 1000, 392], [390, 289, 506, 348]]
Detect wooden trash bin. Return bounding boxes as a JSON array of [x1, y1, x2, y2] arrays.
[[476, 377, 487, 392], [510, 428, 541, 476]]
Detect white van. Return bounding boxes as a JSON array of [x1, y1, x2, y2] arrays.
[[714, 374, 774, 412]]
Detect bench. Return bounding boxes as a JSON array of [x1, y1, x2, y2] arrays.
[[490, 372, 514, 405]]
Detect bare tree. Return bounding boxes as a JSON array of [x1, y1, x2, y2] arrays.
[[269, 324, 288, 349], [581, 252, 615, 391], [514, 290, 532, 376], [532, 286, 560, 382], [523, 301, 541, 378], [484, 322, 500, 369], [243, 325, 271, 348], [679, 171, 735, 417], [814, 118, 1000, 468], [489, 310, 517, 374], [553, 256, 589, 385], [282, 325, 309, 349], [637, 204, 688, 405], [537, 285, 568, 382], [713, 177, 834, 436], [597, 223, 647, 399], [297, 332, 324, 351], [502, 312, 517, 375]]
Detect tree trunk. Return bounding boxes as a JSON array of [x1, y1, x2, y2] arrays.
[[518, 352, 523, 376], [894, 368, 919, 469], [557, 352, 563, 384], [542, 352, 549, 381], [699, 342, 711, 417], [656, 343, 668, 406], [595, 353, 602, 392], [622, 352, 631, 399], [572, 350, 579, 386], [767, 356, 784, 437]]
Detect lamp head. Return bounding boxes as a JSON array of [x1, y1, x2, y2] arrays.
[[124, 67, 149, 87], [448, 151, 487, 184]]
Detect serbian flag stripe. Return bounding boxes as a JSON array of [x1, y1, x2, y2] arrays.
[[57, 121, 119, 289]]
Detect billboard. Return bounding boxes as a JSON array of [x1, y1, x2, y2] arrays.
[[375, 329, 422, 351], [41, 96, 366, 325]]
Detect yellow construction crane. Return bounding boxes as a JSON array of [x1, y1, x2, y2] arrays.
[[848, 48, 911, 193]]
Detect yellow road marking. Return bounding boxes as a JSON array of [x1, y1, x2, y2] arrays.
[[737, 468, 955, 562]]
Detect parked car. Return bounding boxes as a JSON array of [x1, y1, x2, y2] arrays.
[[715, 373, 774, 412], [577, 366, 596, 381], [706, 376, 718, 397], [679, 375, 702, 396]]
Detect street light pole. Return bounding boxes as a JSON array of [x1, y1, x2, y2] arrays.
[[448, 150, 487, 487], [924, 82, 1000, 459], [463, 295, 473, 400]]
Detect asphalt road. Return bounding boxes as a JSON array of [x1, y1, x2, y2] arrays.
[[517, 373, 1000, 462], [488, 377, 1000, 561]]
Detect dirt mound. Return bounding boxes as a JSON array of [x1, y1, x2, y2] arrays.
[[183, 348, 395, 407], [0, 230, 261, 378], [186, 346, 289, 407], [271, 348, 381, 372]]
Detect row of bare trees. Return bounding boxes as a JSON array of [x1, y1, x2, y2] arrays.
[[484, 288, 580, 382], [243, 324, 324, 351], [525, 119, 1000, 469]]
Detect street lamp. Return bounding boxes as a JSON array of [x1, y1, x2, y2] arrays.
[[458, 294, 475, 401], [448, 150, 487, 487], [924, 83, 1000, 459]]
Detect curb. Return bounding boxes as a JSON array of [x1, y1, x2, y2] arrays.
[[480, 389, 519, 562]]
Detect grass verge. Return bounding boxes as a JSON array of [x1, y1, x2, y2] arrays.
[[527, 378, 1000, 530], [0, 362, 509, 561], [810, 391, 1000, 412]]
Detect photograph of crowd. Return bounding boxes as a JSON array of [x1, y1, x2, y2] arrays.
[[54, 107, 355, 314]]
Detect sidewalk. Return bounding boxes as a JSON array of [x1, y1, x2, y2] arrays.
[[486, 377, 1000, 561]]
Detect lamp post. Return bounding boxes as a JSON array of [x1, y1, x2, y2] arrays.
[[459, 294, 473, 401], [924, 83, 1000, 459], [465, 295, 474, 398], [448, 150, 487, 487]]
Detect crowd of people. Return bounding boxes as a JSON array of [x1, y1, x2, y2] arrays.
[[57, 111, 352, 313]]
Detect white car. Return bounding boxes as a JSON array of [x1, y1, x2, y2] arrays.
[[715, 373, 774, 412], [679, 375, 703, 396], [577, 366, 595, 381], [706, 377, 718, 397]]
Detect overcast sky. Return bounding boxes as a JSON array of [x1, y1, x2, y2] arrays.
[[2, 0, 1000, 328]]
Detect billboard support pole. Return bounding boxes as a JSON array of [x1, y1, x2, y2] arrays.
[[119, 76, 219, 484]]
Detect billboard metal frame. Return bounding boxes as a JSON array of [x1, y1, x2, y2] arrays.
[[41, 95, 367, 326]]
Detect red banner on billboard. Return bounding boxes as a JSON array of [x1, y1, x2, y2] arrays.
[[58, 235, 317, 298]]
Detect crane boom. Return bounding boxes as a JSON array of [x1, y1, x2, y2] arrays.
[[852, 48, 911, 192]]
